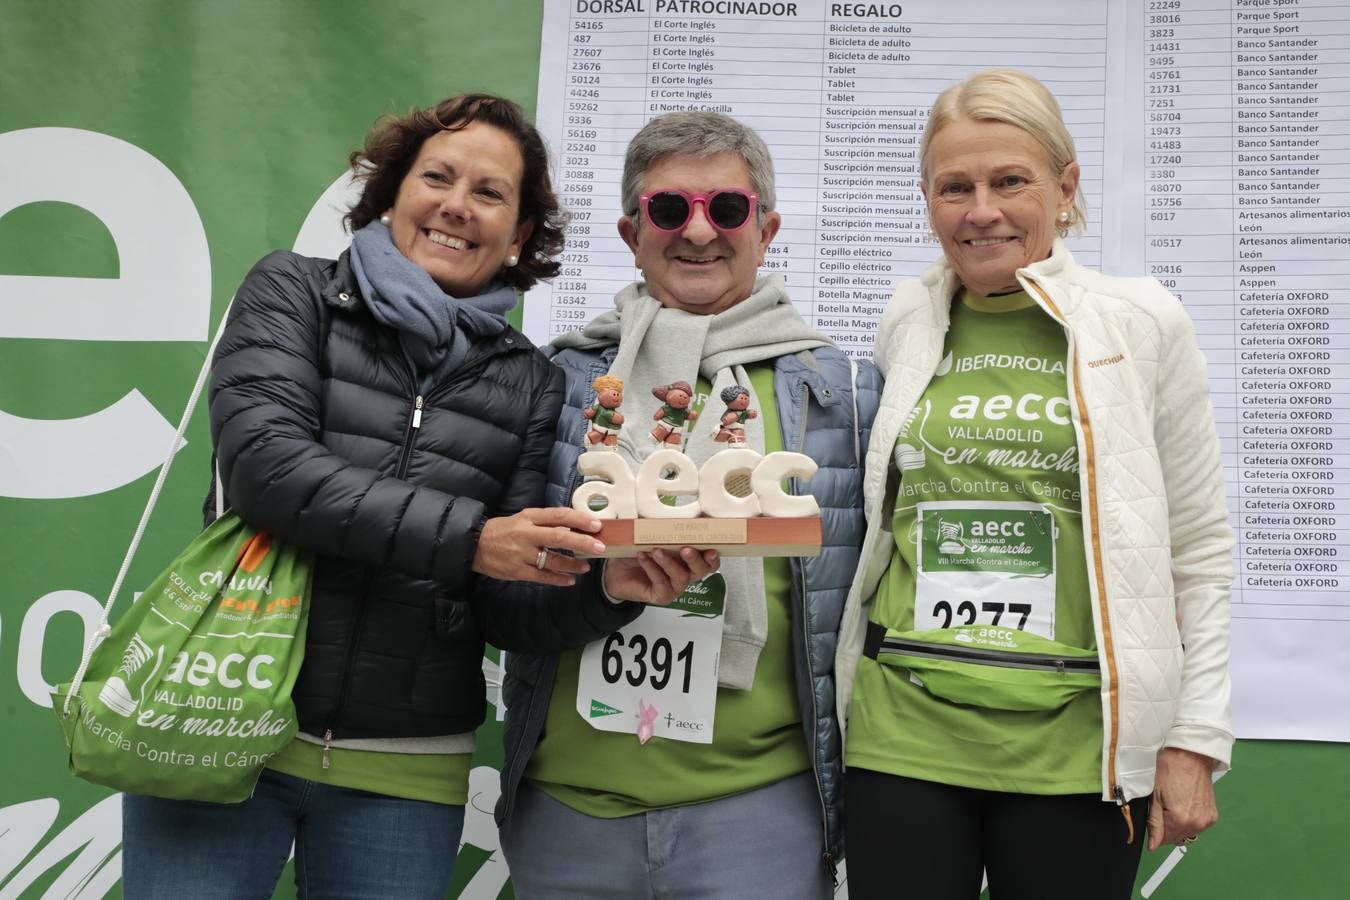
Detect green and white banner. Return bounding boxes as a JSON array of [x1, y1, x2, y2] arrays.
[[1, 2, 1346, 897], [1, 3, 541, 897]]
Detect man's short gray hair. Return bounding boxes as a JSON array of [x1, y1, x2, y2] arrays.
[[620, 111, 777, 218]]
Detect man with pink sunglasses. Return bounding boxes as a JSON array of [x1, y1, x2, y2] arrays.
[[498, 111, 882, 898]]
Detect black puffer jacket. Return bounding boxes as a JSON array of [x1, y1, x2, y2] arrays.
[[209, 250, 634, 739]]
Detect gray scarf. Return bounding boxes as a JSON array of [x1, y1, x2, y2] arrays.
[[553, 274, 833, 689], [348, 221, 516, 385]]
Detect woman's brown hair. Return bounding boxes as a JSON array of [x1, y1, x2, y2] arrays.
[[346, 93, 565, 292]]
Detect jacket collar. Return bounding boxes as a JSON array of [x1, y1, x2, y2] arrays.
[[880, 240, 1079, 373], [775, 348, 843, 409], [322, 250, 363, 312], [918, 238, 1080, 316], [1019, 239, 1081, 315], [1023, 238, 1075, 282]]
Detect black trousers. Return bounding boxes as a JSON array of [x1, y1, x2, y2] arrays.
[[844, 768, 1149, 900]]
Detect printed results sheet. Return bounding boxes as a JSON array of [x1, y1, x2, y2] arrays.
[[1119, 0, 1350, 742], [526, 0, 1349, 742]]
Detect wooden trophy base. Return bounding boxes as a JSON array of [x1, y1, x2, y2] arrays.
[[587, 516, 822, 558]]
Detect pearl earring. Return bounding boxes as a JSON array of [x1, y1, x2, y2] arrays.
[[505, 254, 519, 267], [379, 214, 392, 225], [1057, 210, 1070, 224]]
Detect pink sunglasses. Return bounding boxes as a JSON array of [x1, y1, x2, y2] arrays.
[[639, 189, 759, 233]]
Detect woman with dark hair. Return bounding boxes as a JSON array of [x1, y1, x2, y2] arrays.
[[120, 93, 711, 900], [344, 94, 567, 294]]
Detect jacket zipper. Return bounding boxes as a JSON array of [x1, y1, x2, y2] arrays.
[[326, 356, 424, 749], [1025, 279, 1129, 839], [394, 396, 424, 479], [324, 568, 376, 751], [392, 334, 514, 479], [873, 636, 1102, 674], [792, 379, 836, 881], [321, 339, 519, 751], [326, 360, 425, 750]]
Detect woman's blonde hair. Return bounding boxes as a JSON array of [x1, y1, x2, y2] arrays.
[[920, 69, 1087, 235]]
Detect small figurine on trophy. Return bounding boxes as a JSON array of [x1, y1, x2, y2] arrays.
[[712, 385, 758, 446], [650, 380, 698, 446], [583, 375, 625, 449]]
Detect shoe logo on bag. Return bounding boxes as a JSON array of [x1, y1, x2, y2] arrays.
[[937, 519, 969, 555], [895, 442, 927, 471], [97, 632, 165, 717], [894, 400, 931, 472]]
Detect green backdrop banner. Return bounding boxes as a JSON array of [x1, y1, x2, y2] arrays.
[[1, 3, 538, 897], [0, 2, 1344, 898]]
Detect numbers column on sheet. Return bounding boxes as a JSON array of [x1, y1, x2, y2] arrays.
[[551, 11, 648, 342], [647, 8, 825, 324], [1228, 0, 1350, 611], [1141, 0, 1239, 555]]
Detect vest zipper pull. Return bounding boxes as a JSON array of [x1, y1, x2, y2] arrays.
[[823, 850, 839, 887], [322, 729, 333, 770], [412, 396, 423, 429], [1114, 784, 1135, 844], [1055, 659, 1066, 675]]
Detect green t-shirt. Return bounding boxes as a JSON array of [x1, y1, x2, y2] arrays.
[[526, 365, 810, 816], [591, 403, 621, 430], [658, 404, 693, 428], [846, 289, 1103, 795], [266, 739, 472, 806]]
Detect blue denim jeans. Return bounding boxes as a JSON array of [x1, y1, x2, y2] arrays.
[[121, 768, 465, 899], [499, 772, 832, 899]]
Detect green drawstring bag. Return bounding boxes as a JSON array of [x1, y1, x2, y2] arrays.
[[54, 302, 312, 802], [55, 513, 311, 802]]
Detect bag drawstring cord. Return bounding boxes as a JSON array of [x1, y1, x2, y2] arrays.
[[62, 302, 235, 718]]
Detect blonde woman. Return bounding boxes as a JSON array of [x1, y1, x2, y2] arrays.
[[836, 70, 1233, 899]]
